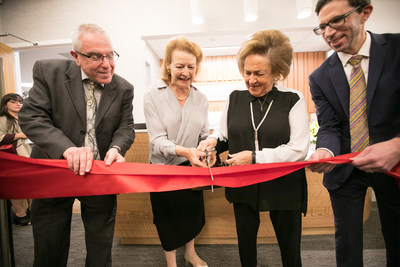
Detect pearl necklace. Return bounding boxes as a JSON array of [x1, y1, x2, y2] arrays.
[[175, 88, 190, 101]]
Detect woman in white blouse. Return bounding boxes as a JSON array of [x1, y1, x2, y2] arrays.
[[198, 30, 310, 267], [143, 37, 209, 267]]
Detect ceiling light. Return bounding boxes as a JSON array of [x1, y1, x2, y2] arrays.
[[243, 0, 258, 22], [296, 0, 312, 19], [191, 0, 204, 24]]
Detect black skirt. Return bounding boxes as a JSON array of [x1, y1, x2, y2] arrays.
[[150, 188, 205, 251]]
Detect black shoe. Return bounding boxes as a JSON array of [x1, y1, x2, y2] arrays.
[[13, 212, 31, 226]]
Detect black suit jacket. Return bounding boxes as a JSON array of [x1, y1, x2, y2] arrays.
[[309, 32, 400, 190], [19, 59, 135, 160]]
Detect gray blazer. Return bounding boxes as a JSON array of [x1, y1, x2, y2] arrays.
[[19, 59, 135, 160]]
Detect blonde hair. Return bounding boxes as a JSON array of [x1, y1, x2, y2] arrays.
[[237, 29, 293, 81], [161, 37, 203, 85]]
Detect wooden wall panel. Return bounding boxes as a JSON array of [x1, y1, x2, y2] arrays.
[[193, 52, 327, 115], [280, 51, 326, 114], [0, 43, 16, 94], [196, 55, 242, 82]]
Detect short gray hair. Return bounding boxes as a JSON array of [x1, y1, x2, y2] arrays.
[[71, 24, 108, 51]]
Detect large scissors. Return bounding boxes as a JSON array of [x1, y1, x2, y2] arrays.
[[205, 150, 214, 192]]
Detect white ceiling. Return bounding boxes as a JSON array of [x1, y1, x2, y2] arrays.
[[12, 0, 400, 62], [141, 0, 400, 59]]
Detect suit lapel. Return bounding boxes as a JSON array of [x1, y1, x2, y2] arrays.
[[329, 53, 350, 118], [65, 63, 86, 126], [366, 32, 386, 115], [95, 79, 117, 128]]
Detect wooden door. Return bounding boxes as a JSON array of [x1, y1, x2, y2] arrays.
[[0, 42, 16, 96]]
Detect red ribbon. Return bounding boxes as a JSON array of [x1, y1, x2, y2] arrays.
[[0, 151, 399, 199]]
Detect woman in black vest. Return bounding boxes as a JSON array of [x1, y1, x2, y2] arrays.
[[199, 29, 309, 267]]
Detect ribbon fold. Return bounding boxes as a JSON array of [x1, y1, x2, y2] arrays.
[[0, 152, 399, 199]]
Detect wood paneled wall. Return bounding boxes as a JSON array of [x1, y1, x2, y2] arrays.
[[280, 52, 326, 114], [196, 55, 242, 82], [0, 43, 16, 95], [193, 52, 327, 114]]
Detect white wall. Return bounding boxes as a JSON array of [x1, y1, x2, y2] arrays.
[[1, 0, 400, 122]]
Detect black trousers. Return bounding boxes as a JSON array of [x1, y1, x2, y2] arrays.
[[329, 169, 400, 267], [31, 195, 117, 267], [233, 203, 302, 267]]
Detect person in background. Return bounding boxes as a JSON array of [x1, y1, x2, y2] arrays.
[[144, 37, 209, 267], [0, 93, 32, 226], [198, 29, 309, 267], [18, 24, 135, 267], [308, 0, 400, 266]]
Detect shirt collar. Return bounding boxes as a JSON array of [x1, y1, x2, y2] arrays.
[[337, 31, 371, 67], [246, 86, 277, 104], [81, 70, 104, 88]]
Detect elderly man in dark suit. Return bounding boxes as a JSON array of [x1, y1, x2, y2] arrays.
[[19, 24, 135, 267], [308, 0, 400, 267]]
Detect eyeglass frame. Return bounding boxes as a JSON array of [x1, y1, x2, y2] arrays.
[[8, 99, 23, 104], [313, 5, 363, 35], [74, 50, 120, 62]]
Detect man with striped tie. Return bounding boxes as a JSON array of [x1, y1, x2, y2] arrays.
[[19, 24, 135, 266], [307, 0, 400, 267]]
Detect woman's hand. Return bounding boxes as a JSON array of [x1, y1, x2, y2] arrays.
[[226, 150, 252, 166], [14, 132, 27, 140], [176, 145, 207, 168], [197, 137, 217, 152], [205, 149, 217, 167]]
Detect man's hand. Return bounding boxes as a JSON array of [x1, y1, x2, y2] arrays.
[[104, 147, 126, 165], [352, 138, 400, 173], [226, 150, 252, 166], [63, 147, 93, 175], [308, 149, 336, 173]]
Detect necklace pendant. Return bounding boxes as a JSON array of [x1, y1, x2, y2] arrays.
[[254, 130, 259, 150]]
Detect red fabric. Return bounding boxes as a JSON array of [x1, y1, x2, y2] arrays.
[[0, 144, 14, 154], [0, 151, 398, 199]]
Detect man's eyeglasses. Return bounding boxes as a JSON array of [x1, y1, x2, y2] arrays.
[[313, 5, 362, 35], [75, 50, 119, 62]]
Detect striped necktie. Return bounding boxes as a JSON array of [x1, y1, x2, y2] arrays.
[[85, 80, 99, 159], [348, 55, 369, 152]]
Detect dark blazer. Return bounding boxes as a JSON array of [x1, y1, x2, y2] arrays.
[[309, 32, 400, 190], [19, 59, 135, 160]]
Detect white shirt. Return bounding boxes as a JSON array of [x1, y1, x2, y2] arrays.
[[210, 86, 309, 163], [337, 31, 371, 85]]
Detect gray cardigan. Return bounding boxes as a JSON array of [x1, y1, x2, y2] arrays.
[[143, 81, 209, 165]]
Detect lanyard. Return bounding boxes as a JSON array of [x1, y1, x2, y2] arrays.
[[250, 100, 274, 151]]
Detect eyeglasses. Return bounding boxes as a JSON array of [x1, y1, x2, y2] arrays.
[[313, 6, 362, 35], [75, 50, 119, 62], [9, 99, 23, 104]]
